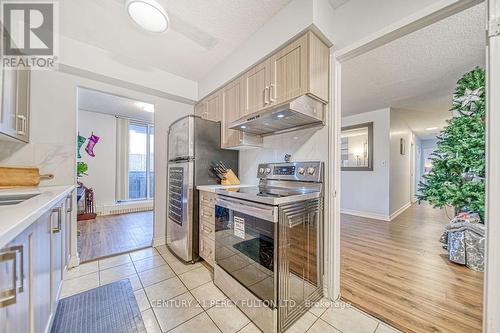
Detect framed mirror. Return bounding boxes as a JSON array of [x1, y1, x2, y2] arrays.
[[341, 122, 373, 171]]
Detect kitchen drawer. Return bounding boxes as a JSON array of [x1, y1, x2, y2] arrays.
[[200, 217, 215, 240], [200, 235, 215, 266], [199, 191, 215, 207], [200, 204, 215, 220]]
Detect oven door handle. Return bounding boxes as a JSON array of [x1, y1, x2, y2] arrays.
[[215, 197, 278, 223]]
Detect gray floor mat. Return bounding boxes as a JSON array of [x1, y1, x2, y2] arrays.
[[51, 279, 146, 333]]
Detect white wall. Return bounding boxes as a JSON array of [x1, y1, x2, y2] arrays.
[[341, 108, 391, 219], [238, 126, 329, 185], [77, 110, 117, 213], [389, 109, 414, 215]]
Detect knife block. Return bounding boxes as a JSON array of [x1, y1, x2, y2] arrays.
[[221, 169, 240, 185]]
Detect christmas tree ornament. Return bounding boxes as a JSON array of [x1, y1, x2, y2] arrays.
[[77, 134, 87, 158], [85, 133, 100, 157]]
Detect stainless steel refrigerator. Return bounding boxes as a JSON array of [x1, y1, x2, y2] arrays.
[[166, 115, 238, 263]]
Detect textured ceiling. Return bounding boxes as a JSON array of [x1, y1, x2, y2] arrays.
[[78, 88, 154, 123], [60, 0, 291, 81], [341, 3, 486, 138], [328, 0, 350, 10]]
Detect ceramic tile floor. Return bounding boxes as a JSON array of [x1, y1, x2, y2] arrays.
[[61, 246, 401, 333]]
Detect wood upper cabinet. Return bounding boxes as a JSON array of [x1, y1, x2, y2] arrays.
[[194, 102, 207, 119], [195, 92, 222, 122], [270, 31, 329, 105], [269, 33, 309, 105], [241, 60, 271, 116], [194, 30, 329, 149], [221, 80, 242, 148], [221, 79, 263, 149], [205, 92, 221, 122], [241, 31, 329, 118]]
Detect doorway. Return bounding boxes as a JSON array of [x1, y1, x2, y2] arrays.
[[336, 3, 486, 332], [76, 87, 155, 262]]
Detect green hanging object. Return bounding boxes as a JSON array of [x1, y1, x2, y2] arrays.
[[77, 135, 87, 159], [77, 161, 88, 178]]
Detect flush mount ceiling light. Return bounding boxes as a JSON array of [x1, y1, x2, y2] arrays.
[[425, 127, 439, 131], [126, 0, 169, 33]]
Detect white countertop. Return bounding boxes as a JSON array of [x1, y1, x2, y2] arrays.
[[196, 184, 255, 193], [0, 185, 75, 248]]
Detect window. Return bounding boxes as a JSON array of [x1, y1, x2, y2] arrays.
[[128, 122, 154, 200]]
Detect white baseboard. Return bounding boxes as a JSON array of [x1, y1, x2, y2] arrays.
[[340, 209, 390, 222], [390, 202, 412, 221], [96, 200, 153, 216], [152, 236, 166, 247]]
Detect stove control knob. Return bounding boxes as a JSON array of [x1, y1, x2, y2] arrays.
[[265, 167, 271, 174], [259, 167, 265, 174], [307, 167, 316, 175], [298, 167, 305, 175]]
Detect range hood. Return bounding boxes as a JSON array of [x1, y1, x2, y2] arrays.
[[229, 95, 325, 136]]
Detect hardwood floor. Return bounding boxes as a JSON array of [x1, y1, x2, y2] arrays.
[[341, 203, 484, 333], [77, 211, 153, 262]]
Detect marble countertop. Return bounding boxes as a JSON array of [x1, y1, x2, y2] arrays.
[[0, 185, 75, 248], [196, 184, 255, 193]]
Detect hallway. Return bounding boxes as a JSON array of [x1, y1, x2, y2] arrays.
[[341, 203, 484, 333], [77, 211, 153, 262]]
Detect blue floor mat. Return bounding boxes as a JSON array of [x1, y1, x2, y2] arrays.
[[51, 279, 146, 333]]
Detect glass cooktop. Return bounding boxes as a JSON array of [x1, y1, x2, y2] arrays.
[[216, 186, 321, 205]]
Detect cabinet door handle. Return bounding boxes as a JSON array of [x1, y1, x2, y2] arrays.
[[51, 207, 62, 233], [10, 245, 24, 293], [0, 244, 24, 307], [264, 86, 269, 105], [66, 193, 73, 213], [0, 251, 17, 307], [269, 83, 275, 103], [16, 115, 26, 136]]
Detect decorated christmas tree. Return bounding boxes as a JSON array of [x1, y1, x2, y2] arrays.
[[418, 67, 485, 221]]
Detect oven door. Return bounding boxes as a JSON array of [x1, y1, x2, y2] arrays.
[[215, 196, 278, 306]]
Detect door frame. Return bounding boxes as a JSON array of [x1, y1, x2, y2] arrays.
[[327, 0, 495, 331], [484, 0, 500, 331]]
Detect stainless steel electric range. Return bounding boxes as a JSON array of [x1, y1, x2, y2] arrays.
[[214, 161, 324, 333]]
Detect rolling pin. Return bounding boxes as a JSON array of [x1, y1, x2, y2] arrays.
[[0, 166, 54, 188]]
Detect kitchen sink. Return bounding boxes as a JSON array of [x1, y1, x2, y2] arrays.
[[0, 193, 40, 206]]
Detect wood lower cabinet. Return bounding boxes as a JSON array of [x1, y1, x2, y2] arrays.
[[221, 79, 263, 149], [0, 196, 68, 333], [199, 190, 216, 266]]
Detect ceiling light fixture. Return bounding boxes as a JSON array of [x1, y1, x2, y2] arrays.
[[425, 127, 439, 131], [240, 125, 247, 129], [126, 0, 169, 33], [277, 114, 285, 118]]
